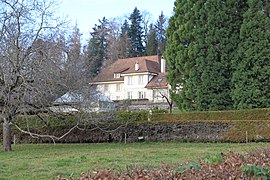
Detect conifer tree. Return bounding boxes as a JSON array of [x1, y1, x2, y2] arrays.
[[118, 20, 131, 59], [165, 0, 247, 111], [232, 0, 270, 109], [164, 0, 199, 111], [145, 24, 158, 56], [128, 7, 145, 57], [86, 17, 110, 77], [155, 11, 167, 54], [192, 0, 246, 111]]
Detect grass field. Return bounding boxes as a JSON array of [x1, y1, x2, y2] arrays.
[[0, 142, 269, 179]]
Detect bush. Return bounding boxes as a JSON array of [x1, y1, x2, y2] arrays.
[[151, 109, 168, 114], [152, 108, 270, 123], [241, 165, 270, 179], [116, 110, 148, 123]]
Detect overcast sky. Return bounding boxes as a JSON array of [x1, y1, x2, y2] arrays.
[[57, 0, 175, 41]]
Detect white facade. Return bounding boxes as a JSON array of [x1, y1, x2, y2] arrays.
[[93, 55, 169, 104], [97, 73, 168, 103]]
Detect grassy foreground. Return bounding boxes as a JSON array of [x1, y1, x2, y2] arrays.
[[0, 142, 269, 179]]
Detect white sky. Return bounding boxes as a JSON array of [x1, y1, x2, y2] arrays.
[[57, 0, 175, 42]]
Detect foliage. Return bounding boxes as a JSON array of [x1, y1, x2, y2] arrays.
[[165, 0, 268, 111], [128, 7, 145, 57], [116, 110, 148, 123], [85, 17, 110, 77], [175, 162, 201, 174], [145, 24, 158, 56], [118, 20, 131, 59], [157, 108, 270, 122], [155, 11, 167, 54], [151, 109, 168, 114], [203, 153, 223, 165], [241, 165, 270, 179], [4, 108, 270, 143], [231, 0, 270, 109]]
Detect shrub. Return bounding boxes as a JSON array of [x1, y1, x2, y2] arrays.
[[241, 165, 270, 179], [151, 109, 168, 114], [116, 110, 148, 123], [203, 153, 223, 165]]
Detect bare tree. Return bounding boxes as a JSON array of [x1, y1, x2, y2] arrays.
[[151, 77, 173, 113], [0, 0, 70, 151]]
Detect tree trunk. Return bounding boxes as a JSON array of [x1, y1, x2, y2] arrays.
[[3, 120, 12, 151], [169, 103, 173, 114]]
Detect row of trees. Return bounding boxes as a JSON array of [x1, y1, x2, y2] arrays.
[[84, 7, 168, 77], [165, 0, 270, 111]]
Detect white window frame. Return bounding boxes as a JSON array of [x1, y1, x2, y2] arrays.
[[138, 91, 145, 99], [114, 73, 120, 78], [128, 76, 133, 85], [116, 84, 121, 91], [138, 75, 144, 85], [127, 91, 132, 99]]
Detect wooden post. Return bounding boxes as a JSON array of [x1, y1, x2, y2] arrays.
[[246, 131, 248, 143], [13, 135, 16, 145]]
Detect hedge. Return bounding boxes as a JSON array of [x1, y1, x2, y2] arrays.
[[151, 108, 270, 123], [1, 108, 270, 143]]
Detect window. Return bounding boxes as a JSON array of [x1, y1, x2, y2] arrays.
[[114, 73, 120, 78], [116, 84, 121, 91], [138, 91, 145, 99], [153, 90, 161, 99], [138, 75, 144, 84], [128, 76, 133, 85], [127, 92, 132, 99], [104, 84, 109, 91], [157, 78, 163, 83]]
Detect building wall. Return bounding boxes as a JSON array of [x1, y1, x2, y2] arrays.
[[97, 74, 168, 102]]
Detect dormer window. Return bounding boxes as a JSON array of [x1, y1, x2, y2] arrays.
[[114, 73, 120, 78], [157, 78, 163, 83]]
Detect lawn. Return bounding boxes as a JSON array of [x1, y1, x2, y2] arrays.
[[0, 142, 269, 179]]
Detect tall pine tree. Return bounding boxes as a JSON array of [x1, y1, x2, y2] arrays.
[[145, 23, 158, 56], [128, 7, 145, 57], [156, 11, 167, 54], [86, 17, 110, 77], [232, 0, 270, 109], [118, 20, 131, 59]]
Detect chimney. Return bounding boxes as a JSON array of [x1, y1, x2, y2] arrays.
[[161, 56, 166, 73], [135, 62, 139, 71]]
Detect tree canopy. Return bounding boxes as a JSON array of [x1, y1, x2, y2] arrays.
[[165, 0, 269, 111]]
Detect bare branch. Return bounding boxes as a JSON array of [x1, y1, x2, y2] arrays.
[[13, 123, 79, 144]]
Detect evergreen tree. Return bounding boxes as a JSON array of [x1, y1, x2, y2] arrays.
[[128, 7, 145, 57], [118, 20, 131, 58], [232, 0, 270, 109], [86, 17, 110, 77], [192, 0, 246, 111], [165, 0, 247, 111], [145, 23, 158, 56], [164, 0, 199, 111], [155, 11, 167, 54]]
